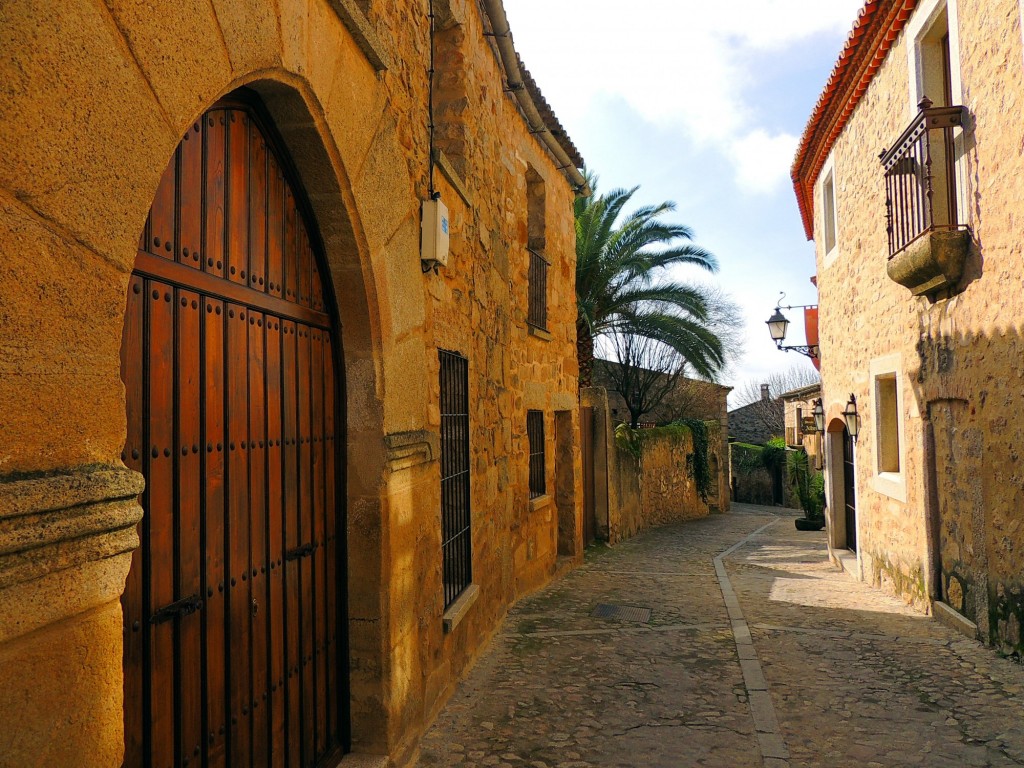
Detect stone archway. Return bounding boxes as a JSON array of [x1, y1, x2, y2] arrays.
[[825, 417, 856, 553], [120, 90, 355, 768], [0, 5, 403, 763]]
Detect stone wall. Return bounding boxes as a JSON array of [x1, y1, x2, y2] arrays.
[[582, 388, 727, 544], [610, 427, 726, 543], [728, 396, 784, 446], [0, 0, 583, 765], [806, 0, 1024, 651]]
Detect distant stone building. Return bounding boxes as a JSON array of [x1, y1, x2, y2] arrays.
[[592, 358, 730, 426], [0, 2, 585, 766], [728, 384, 784, 446], [792, 0, 1024, 653], [781, 382, 823, 466]]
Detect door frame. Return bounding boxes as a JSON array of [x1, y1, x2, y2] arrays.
[[120, 88, 351, 765]]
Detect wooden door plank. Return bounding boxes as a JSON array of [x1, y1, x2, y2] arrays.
[[147, 282, 176, 768], [248, 127, 268, 294], [149, 154, 177, 260], [203, 297, 228, 768], [283, 190, 299, 305], [297, 325, 316, 763], [179, 123, 204, 270], [323, 333, 339, 749], [226, 302, 252, 767], [267, 158, 285, 300], [311, 329, 327, 759], [297, 230, 312, 309], [265, 316, 287, 768], [249, 310, 270, 765], [121, 274, 146, 768], [281, 320, 303, 768], [227, 111, 249, 287], [177, 288, 204, 765], [204, 112, 227, 278]]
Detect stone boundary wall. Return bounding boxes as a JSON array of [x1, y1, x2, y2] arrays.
[[582, 388, 727, 546]]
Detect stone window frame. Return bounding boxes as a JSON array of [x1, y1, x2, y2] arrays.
[[907, 0, 969, 228], [868, 354, 908, 503], [907, 0, 963, 116], [818, 151, 841, 269]]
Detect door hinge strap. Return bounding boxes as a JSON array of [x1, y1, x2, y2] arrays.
[[285, 542, 316, 561], [150, 594, 203, 624]]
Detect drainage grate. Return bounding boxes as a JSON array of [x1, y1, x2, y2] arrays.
[[591, 603, 652, 623]]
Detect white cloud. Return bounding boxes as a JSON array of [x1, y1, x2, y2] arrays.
[[731, 129, 800, 194], [502, 0, 862, 194]]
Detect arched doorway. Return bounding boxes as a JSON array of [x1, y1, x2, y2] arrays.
[[120, 92, 347, 768]]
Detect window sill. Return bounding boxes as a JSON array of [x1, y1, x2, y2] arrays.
[[870, 471, 907, 503], [527, 324, 552, 341], [442, 584, 479, 634], [529, 494, 552, 513]]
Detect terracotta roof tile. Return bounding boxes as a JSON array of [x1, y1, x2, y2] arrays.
[[791, 0, 919, 240]]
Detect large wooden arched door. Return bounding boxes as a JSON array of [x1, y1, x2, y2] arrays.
[[121, 95, 346, 768]]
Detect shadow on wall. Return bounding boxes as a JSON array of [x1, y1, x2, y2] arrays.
[[878, 315, 1024, 655]]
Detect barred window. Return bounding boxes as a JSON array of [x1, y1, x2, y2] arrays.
[[527, 410, 545, 499], [440, 350, 471, 607], [526, 167, 548, 331]]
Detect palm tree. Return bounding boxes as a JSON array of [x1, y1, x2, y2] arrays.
[[575, 172, 725, 386]]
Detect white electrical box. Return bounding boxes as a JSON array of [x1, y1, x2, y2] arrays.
[[420, 197, 450, 271]]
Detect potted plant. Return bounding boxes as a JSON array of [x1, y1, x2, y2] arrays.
[[789, 449, 826, 531]]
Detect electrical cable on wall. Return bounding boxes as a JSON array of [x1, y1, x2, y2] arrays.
[[427, 0, 436, 199]]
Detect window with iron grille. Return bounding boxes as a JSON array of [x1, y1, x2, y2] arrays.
[[439, 350, 471, 607], [526, 167, 548, 331], [527, 410, 545, 498]]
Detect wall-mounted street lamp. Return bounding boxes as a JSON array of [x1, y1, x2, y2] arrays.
[[812, 398, 825, 433], [766, 293, 819, 360], [843, 394, 860, 442]]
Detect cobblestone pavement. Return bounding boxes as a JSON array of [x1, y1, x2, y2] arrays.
[[417, 504, 1024, 767]]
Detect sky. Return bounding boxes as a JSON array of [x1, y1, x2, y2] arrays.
[[501, 0, 864, 406]]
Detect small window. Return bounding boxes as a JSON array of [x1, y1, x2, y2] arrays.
[[876, 374, 901, 474], [823, 170, 837, 254], [526, 167, 548, 330], [439, 349, 471, 607], [527, 410, 545, 498]]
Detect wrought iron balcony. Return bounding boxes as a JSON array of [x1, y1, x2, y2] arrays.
[[880, 98, 970, 295]]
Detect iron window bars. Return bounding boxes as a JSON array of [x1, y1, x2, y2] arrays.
[[527, 410, 545, 499], [439, 350, 471, 607], [881, 98, 967, 258]]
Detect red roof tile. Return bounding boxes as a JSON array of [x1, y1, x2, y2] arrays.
[[791, 0, 919, 240]]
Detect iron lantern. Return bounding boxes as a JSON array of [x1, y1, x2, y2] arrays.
[[812, 398, 825, 433], [843, 394, 860, 442], [766, 307, 789, 343]]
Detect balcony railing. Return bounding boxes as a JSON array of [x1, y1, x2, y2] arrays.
[[527, 248, 549, 331], [881, 98, 967, 258]]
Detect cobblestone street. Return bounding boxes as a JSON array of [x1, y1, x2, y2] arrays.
[[418, 505, 1024, 768]]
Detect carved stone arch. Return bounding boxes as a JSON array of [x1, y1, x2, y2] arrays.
[[119, 78, 391, 764]]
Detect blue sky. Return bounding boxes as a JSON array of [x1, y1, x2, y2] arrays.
[[501, 0, 863, 404]]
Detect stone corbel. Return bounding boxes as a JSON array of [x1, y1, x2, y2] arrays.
[[0, 465, 144, 642], [385, 430, 439, 472], [0, 465, 145, 590]]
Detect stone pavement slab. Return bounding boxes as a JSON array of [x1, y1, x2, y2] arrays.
[[417, 505, 1024, 767]]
